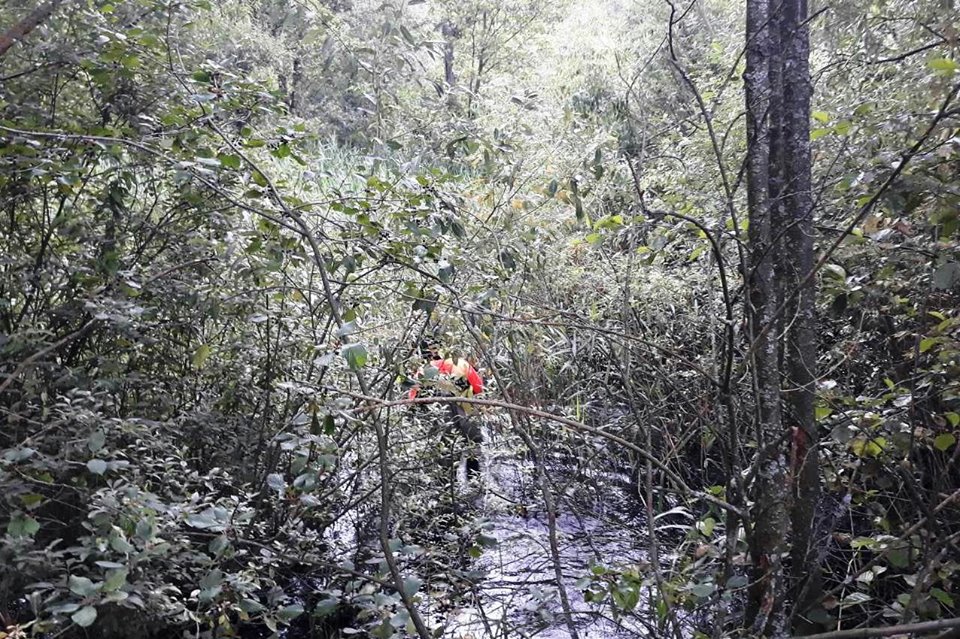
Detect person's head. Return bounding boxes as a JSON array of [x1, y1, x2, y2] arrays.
[[418, 337, 441, 362]]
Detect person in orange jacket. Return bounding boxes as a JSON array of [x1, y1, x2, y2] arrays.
[[407, 356, 483, 400], [407, 342, 484, 480]]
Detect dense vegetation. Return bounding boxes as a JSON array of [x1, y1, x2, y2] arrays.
[[1, 0, 959, 637]]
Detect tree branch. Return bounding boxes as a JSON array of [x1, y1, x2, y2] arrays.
[[795, 616, 960, 639], [0, 0, 67, 58]]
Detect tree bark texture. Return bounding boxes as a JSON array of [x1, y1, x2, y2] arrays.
[[744, 0, 819, 633], [779, 0, 822, 629], [745, 0, 788, 632]]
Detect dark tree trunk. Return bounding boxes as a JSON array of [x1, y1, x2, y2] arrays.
[[744, 0, 819, 633], [440, 20, 458, 89], [779, 0, 822, 630], [289, 54, 303, 114], [744, 0, 788, 632]]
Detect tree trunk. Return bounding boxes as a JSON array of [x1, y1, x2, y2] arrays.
[[744, 0, 788, 633], [779, 0, 822, 630], [744, 0, 820, 632], [440, 20, 458, 89], [289, 53, 302, 114]]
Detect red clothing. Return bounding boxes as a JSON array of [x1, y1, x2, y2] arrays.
[[408, 358, 483, 399], [465, 366, 483, 396]]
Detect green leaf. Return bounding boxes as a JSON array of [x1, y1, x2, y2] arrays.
[[888, 547, 910, 568], [277, 604, 304, 622], [219, 154, 242, 170], [69, 575, 99, 597], [612, 585, 640, 609], [20, 493, 42, 508], [851, 437, 886, 457], [824, 263, 846, 279], [135, 518, 155, 540], [341, 343, 368, 369], [812, 111, 830, 123], [110, 536, 134, 553], [401, 577, 422, 597], [811, 128, 831, 141], [7, 514, 40, 538], [927, 57, 958, 75], [293, 472, 317, 491], [934, 433, 956, 452], [209, 535, 230, 556], [697, 517, 715, 536], [192, 344, 212, 369], [4, 447, 35, 462], [841, 591, 872, 607], [200, 569, 223, 590], [199, 585, 222, 602], [477, 534, 498, 548], [72, 606, 98, 627], [88, 430, 106, 453], [931, 587, 955, 608], [370, 620, 394, 639], [933, 262, 960, 290], [946, 413, 960, 427], [689, 582, 716, 598], [920, 337, 937, 353], [335, 320, 358, 338], [314, 599, 338, 617], [252, 170, 269, 187], [267, 473, 286, 492], [103, 568, 128, 592], [87, 459, 108, 475], [726, 575, 749, 589], [240, 598, 265, 613]]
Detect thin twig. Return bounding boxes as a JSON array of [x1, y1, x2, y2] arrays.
[[794, 616, 960, 639], [0, 319, 97, 396]]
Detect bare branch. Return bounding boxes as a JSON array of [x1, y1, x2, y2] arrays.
[[0, 0, 67, 58], [795, 616, 960, 639]]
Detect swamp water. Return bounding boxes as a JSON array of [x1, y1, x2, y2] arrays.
[[294, 417, 659, 639], [422, 424, 654, 638]]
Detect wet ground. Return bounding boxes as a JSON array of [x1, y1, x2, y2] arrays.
[[308, 414, 656, 639], [422, 423, 653, 639]]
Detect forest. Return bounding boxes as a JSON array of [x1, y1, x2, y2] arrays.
[[1, 0, 959, 637]]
